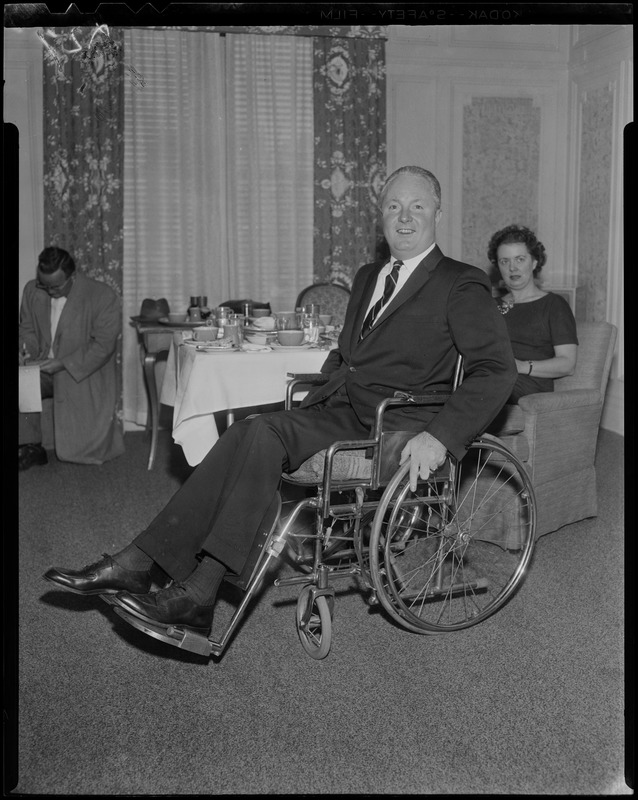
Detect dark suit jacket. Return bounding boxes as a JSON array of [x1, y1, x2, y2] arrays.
[[301, 245, 516, 461]]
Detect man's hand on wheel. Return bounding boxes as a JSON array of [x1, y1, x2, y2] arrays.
[[400, 431, 447, 492]]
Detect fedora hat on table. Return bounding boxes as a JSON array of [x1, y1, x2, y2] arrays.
[[130, 298, 171, 323]]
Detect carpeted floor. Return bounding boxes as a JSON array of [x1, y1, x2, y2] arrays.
[[10, 428, 629, 795]]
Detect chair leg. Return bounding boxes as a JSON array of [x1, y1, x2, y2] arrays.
[[142, 352, 160, 470]]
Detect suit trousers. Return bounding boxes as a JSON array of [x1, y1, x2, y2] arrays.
[[134, 391, 370, 580]]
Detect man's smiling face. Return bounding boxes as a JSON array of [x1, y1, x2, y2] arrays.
[[381, 173, 442, 261]]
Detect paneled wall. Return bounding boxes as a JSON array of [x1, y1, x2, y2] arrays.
[[386, 24, 571, 279], [386, 24, 629, 434]]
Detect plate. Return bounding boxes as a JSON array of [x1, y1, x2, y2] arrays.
[[270, 342, 315, 351], [195, 348, 240, 354], [158, 317, 213, 328], [182, 338, 239, 353], [243, 326, 278, 335], [240, 344, 273, 353]]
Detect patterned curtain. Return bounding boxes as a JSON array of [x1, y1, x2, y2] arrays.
[[42, 26, 125, 428], [313, 36, 386, 288]]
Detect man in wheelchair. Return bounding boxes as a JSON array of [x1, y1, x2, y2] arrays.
[[44, 166, 517, 643]]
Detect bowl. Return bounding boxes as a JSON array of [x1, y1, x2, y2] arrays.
[[277, 329, 305, 346], [192, 326, 219, 341], [319, 314, 332, 326], [245, 331, 277, 346], [251, 308, 271, 318], [168, 312, 187, 324]]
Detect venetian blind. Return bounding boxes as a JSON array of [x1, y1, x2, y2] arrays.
[[122, 28, 227, 425], [225, 34, 314, 310], [122, 28, 313, 426]]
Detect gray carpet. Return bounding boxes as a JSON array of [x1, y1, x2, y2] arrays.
[[11, 428, 628, 795]]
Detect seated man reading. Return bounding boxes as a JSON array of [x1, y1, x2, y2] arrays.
[[19, 247, 125, 470]]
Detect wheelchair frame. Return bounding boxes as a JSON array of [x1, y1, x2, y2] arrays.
[[113, 356, 537, 659]]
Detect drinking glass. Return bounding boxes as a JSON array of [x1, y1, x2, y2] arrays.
[[276, 313, 300, 331], [302, 313, 320, 344], [222, 319, 243, 347]]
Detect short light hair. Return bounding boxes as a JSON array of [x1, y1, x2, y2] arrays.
[[379, 166, 442, 210]]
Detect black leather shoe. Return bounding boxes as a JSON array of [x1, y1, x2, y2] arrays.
[[42, 554, 155, 596], [19, 444, 48, 471], [111, 584, 214, 632]]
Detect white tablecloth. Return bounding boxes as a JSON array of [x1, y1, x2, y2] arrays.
[[160, 342, 329, 465]]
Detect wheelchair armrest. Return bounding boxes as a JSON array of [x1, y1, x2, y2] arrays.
[[286, 373, 330, 410], [394, 391, 452, 405], [518, 388, 601, 414], [288, 373, 330, 384], [372, 391, 452, 438]]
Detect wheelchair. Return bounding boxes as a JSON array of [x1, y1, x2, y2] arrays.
[[113, 357, 537, 659]]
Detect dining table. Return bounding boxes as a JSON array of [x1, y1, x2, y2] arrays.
[[160, 336, 331, 466]]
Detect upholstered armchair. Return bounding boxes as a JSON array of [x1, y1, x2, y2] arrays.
[[490, 321, 618, 537]]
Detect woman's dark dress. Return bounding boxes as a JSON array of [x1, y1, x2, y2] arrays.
[[496, 292, 578, 402]]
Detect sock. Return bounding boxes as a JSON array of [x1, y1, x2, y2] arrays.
[[112, 543, 154, 572], [182, 555, 226, 607]]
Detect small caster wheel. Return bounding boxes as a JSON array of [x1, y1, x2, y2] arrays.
[[296, 586, 332, 659]]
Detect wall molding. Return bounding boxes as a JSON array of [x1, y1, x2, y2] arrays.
[[447, 79, 568, 275], [569, 53, 628, 383], [449, 25, 565, 53], [5, 34, 44, 303]]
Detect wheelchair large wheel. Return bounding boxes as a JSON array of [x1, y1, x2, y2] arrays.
[[296, 586, 332, 659], [369, 436, 536, 633]]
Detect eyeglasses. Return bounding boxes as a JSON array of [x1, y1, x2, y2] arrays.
[[35, 274, 74, 295]]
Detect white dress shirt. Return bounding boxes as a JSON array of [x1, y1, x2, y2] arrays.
[[48, 296, 67, 357], [363, 243, 436, 325]]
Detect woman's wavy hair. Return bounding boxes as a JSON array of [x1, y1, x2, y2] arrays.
[[487, 224, 547, 280]]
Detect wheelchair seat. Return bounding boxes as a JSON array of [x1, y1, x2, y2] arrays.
[[284, 429, 417, 486]]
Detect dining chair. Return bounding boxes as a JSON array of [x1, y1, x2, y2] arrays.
[[295, 282, 351, 326], [131, 321, 173, 470]]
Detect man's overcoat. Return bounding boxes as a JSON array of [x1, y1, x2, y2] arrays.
[[19, 272, 125, 464]]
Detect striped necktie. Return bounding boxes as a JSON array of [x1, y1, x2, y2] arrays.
[[360, 260, 403, 337]]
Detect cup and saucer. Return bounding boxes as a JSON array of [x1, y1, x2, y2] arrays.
[[271, 330, 314, 350]]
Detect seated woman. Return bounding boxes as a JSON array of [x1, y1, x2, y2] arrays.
[[488, 224, 578, 403]]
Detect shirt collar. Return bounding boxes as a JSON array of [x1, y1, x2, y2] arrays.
[[388, 242, 436, 274]]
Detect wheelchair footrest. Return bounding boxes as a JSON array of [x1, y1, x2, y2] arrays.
[[112, 607, 214, 657]]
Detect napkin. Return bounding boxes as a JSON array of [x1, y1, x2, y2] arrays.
[[19, 364, 42, 412], [240, 343, 272, 352]]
